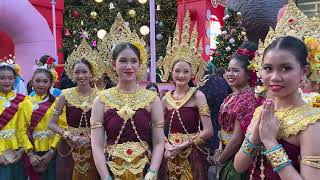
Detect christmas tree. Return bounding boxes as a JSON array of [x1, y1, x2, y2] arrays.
[[63, 0, 177, 60], [211, 8, 246, 68]]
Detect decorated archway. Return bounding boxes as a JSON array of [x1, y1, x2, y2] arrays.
[[0, 0, 55, 81]]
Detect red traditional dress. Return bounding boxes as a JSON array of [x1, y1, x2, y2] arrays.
[[99, 87, 157, 179], [56, 87, 99, 180], [218, 86, 258, 180], [159, 87, 209, 180], [248, 104, 320, 180]]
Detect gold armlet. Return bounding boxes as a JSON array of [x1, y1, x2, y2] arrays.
[[90, 121, 103, 129], [199, 104, 210, 117], [52, 108, 62, 116], [302, 156, 320, 169], [152, 121, 165, 128], [192, 134, 206, 146]]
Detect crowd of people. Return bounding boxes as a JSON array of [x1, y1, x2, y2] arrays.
[[0, 2, 320, 180]]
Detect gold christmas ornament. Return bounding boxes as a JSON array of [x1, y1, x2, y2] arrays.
[[248, 0, 320, 82], [95, 0, 103, 2], [98, 13, 148, 83], [65, 38, 105, 82], [128, 9, 136, 18], [157, 11, 207, 85], [139, 25, 150, 36], [90, 11, 98, 19]]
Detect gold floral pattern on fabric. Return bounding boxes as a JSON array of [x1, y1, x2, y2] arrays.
[[107, 156, 149, 176], [63, 87, 98, 112], [164, 87, 197, 110], [253, 104, 320, 138], [106, 141, 149, 163], [98, 87, 157, 121]]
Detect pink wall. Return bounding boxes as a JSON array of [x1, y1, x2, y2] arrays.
[[0, 0, 55, 81]]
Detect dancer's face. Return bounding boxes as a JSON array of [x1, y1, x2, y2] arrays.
[[262, 49, 307, 98], [113, 48, 140, 82], [226, 58, 249, 89], [172, 60, 192, 87], [0, 70, 15, 94], [32, 72, 52, 96], [73, 63, 92, 86]]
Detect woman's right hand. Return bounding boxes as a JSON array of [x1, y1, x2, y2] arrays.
[[249, 105, 265, 145], [29, 154, 41, 167]]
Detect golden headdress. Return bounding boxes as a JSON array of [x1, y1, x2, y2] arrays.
[[65, 38, 104, 82], [249, 0, 320, 82], [157, 11, 207, 85], [98, 13, 148, 83]]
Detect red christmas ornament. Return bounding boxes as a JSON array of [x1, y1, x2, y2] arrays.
[[71, 9, 80, 18], [64, 29, 71, 37]]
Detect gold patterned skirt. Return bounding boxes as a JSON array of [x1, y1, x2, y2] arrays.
[[105, 141, 150, 180], [72, 146, 99, 180], [158, 133, 208, 180]]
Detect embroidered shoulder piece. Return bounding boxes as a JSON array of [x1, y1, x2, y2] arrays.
[[99, 87, 157, 111], [165, 87, 197, 110], [62, 87, 98, 111], [253, 105, 320, 138], [278, 105, 320, 138]]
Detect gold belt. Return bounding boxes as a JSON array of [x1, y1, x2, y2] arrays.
[[106, 141, 150, 176], [168, 133, 198, 145]]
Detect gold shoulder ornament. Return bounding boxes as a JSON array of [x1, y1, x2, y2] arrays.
[[253, 104, 320, 139], [62, 87, 98, 112], [157, 11, 207, 85], [98, 87, 157, 121], [98, 13, 148, 83], [164, 87, 197, 110], [249, 0, 320, 83], [65, 38, 105, 82]]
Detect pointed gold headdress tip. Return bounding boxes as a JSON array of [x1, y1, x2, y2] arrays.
[[250, 0, 320, 82], [65, 39, 104, 82], [98, 12, 148, 83], [157, 11, 206, 85]]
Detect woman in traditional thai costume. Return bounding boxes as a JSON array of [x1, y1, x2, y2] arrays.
[[234, 3, 320, 179], [18, 65, 66, 180], [0, 64, 27, 180], [212, 41, 259, 180], [156, 12, 213, 180], [91, 13, 165, 180], [48, 39, 103, 180]]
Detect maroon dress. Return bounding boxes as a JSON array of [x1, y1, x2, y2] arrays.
[[158, 107, 208, 180], [103, 108, 153, 179], [56, 106, 98, 180]]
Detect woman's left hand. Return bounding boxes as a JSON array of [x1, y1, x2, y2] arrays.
[[41, 150, 55, 165], [259, 100, 280, 146]]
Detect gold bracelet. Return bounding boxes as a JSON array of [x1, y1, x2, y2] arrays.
[[152, 121, 165, 128], [265, 146, 290, 168], [302, 156, 320, 169], [90, 121, 103, 129], [199, 104, 210, 117]]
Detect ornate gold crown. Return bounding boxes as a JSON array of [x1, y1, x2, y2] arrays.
[[157, 11, 207, 85], [65, 38, 104, 82], [98, 13, 148, 83], [249, 0, 320, 82]]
